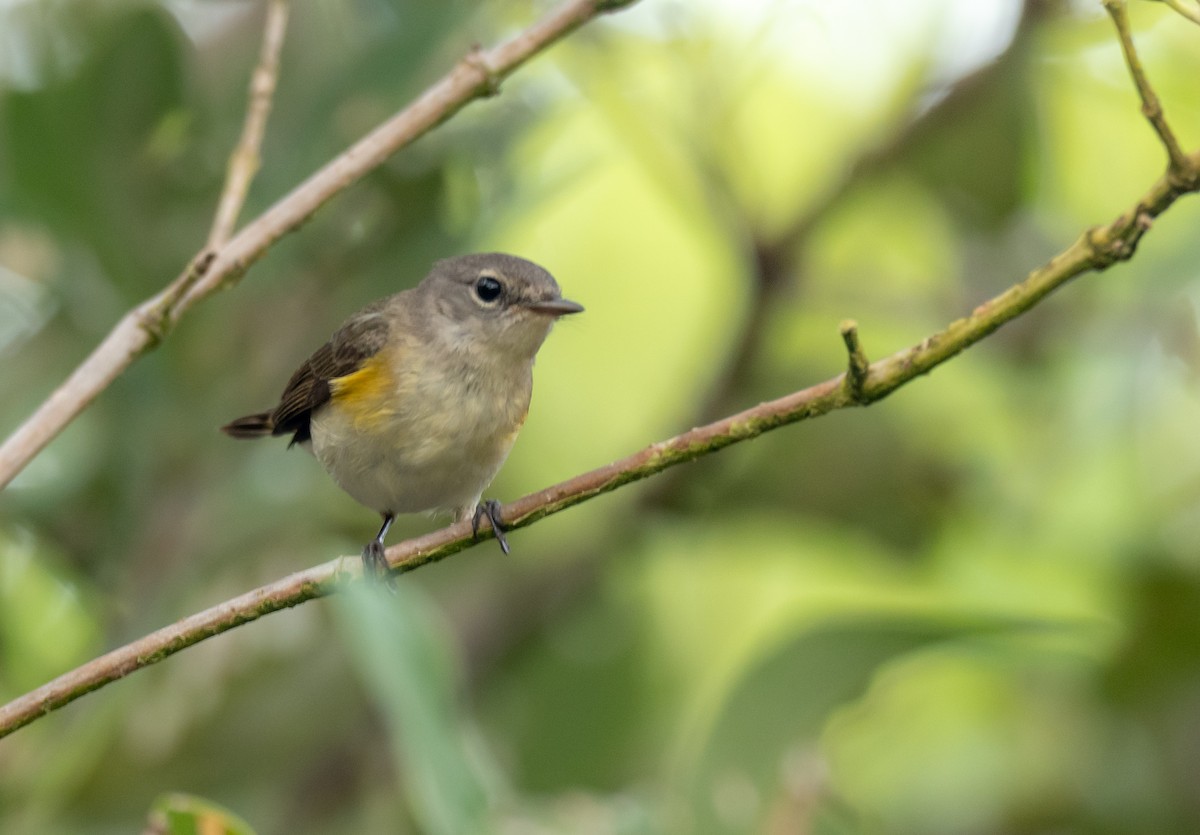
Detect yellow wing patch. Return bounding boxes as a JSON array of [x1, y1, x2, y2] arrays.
[[329, 356, 396, 430]]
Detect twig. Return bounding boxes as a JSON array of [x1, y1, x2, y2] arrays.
[[1103, 0, 1192, 177], [1161, 0, 1200, 27], [3, 144, 1199, 740], [207, 0, 289, 249], [840, 320, 870, 402], [0, 0, 642, 492]]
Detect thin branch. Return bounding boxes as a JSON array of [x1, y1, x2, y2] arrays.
[[3, 145, 1199, 740], [1104, 0, 1193, 177], [1160, 0, 1200, 27], [207, 0, 289, 249], [840, 320, 870, 403], [0, 0, 642, 492]]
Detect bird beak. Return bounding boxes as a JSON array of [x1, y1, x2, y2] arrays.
[[525, 298, 584, 317]]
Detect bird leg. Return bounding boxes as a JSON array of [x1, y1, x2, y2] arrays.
[[361, 513, 395, 588], [471, 499, 510, 555]]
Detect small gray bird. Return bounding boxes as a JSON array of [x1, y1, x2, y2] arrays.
[[222, 253, 583, 581]]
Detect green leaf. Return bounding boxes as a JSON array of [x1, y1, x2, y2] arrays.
[[0, 528, 99, 696], [147, 792, 257, 835], [680, 615, 1057, 834], [331, 583, 497, 835]]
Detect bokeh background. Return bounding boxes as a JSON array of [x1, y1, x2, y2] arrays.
[[3, 0, 1200, 832]]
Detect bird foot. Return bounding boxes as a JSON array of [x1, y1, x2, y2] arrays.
[[471, 499, 510, 554], [361, 539, 396, 591]]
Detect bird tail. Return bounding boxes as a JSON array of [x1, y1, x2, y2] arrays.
[[221, 412, 275, 438]]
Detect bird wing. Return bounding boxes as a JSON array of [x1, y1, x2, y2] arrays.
[[270, 301, 392, 446]]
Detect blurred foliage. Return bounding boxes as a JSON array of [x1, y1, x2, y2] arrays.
[[146, 792, 258, 835], [3, 0, 1200, 832]]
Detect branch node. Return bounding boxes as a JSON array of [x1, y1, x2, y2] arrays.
[[175, 249, 219, 306], [840, 319, 870, 403], [138, 250, 219, 346], [464, 45, 502, 97], [191, 249, 218, 282], [135, 307, 169, 349], [1090, 205, 1157, 269], [1085, 225, 1107, 264]]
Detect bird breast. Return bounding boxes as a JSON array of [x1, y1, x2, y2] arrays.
[[309, 348, 533, 516]]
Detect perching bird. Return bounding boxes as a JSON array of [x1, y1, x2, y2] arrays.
[[222, 253, 583, 582]]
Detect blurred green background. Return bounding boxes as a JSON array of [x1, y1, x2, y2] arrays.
[[3, 0, 1200, 832]]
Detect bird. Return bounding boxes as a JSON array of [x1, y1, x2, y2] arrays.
[[221, 252, 583, 583]]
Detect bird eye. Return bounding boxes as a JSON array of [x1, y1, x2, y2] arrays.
[[474, 275, 503, 304]]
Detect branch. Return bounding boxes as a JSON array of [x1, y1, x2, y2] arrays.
[[207, 0, 289, 249], [0, 0, 642, 492], [4, 145, 1200, 740], [1104, 0, 1194, 178], [1159, 0, 1200, 27]]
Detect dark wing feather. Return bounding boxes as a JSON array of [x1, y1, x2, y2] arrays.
[[270, 301, 392, 447]]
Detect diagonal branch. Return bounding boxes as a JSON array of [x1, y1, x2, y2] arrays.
[[0, 0, 642, 492], [1104, 0, 1193, 178], [3, 143, 1199, 740], [207, 0, 290, 249], [1160, 0, 1200, 27]]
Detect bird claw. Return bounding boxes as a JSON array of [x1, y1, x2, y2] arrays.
[[361, 539, 396, 592], [471, 499, 510, 554]]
